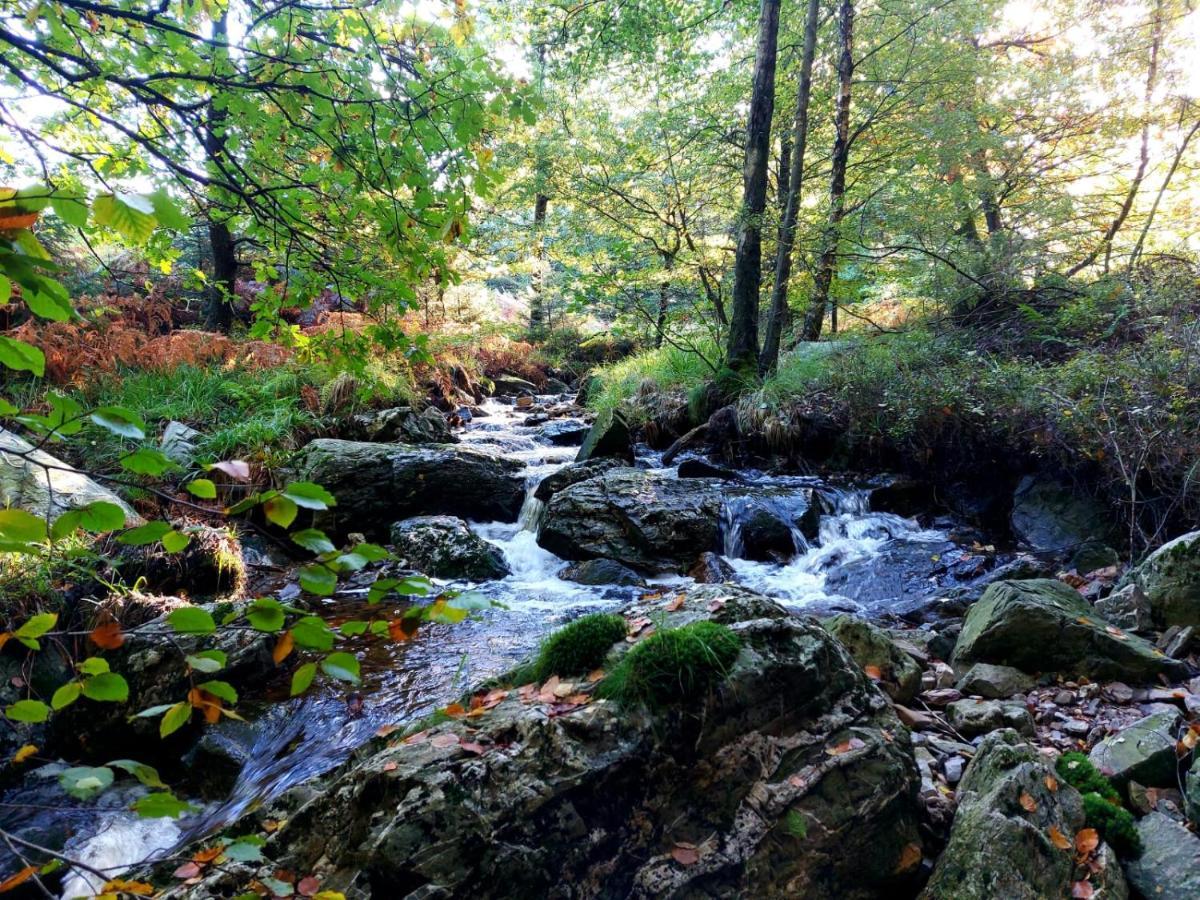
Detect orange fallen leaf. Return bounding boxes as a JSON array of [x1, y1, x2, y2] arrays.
[[565, 693, 591, 705], [297, 875, 321, 896], [1044, 775, 1059, 792], [461, 742, 487, 755], [1019, 791, 1037, 813], [101, 879, 154, 895], [388, 617, 419, 642], [863, 664, 883, 681], [11, 744, 36, 764], [825, 737, 866, 756], [894, 842, 922, 874], [443, 702, 467, 718], [272, 631, 295, 665], [0, 866, 37, 893], [1075, 828, 1099, 856], [193, 846, 223, 865], [670, 844, 700, 866], [664, 594, 685, 612], [382, 760, 398, 772], [402, 730, 428, 745], [263, 819, 282, 833], [587, 668, 605, 683], [90, 621, 125, 650], [430, 733, 460, 749], [1048, 826, 1072, 850]]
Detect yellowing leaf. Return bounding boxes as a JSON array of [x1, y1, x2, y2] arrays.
[[273, 631, 295, 665], [11, 744, 36, 764], [1048, 826, 1072, 850], [1019, 791, 1037, 813]]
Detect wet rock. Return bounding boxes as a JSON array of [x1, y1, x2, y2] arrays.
[[1089, 710, 1181, 791], [1095, 583, 1154, 633], [1186, 766, 1200, 824], [732, 503, 799, 563], [537, 419, 591, 446], [177, 586, 922, 900], [182, 720, 256, 800], [1158, 624, 1195, 658], [1010, 474, 1115, 553], [676, 458, 739, 481], [0, 427, 141, 527], [160, 421, 202, 467], [956, 663, 1035, 699], [287, 439, 526, 538], [1069, 541, 1121, 574], [532, 457, 623, 503], [574, 374, 602, 407], [823, 614, 922, 704], [951, 579, 1183, 682], [389, 516, 511, 581], [868, 476, 934, 518], [489, 374, 539, 396], [544, 377, 570, 394], [945, 699, 1034, 737], [343, 406, 456, 445], [688, 551, 735, 584], [1120, 531, 1200, 627], [117, 524, 246, 600], [575, 408, 634, 464], [661, 423, 709, 466], [921, 730, 1087, 900], [558, 558, 644, 588], [1124, 812, 1200, 900]]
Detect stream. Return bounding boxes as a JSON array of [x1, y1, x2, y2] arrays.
[[7, 394, 997, 897]]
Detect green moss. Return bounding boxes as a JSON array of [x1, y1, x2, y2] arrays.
[[1081, 792, 1143, 858], [599, 620, 741, 707], [1056, 752, 1121, 804], [530, 613, 627, 681]]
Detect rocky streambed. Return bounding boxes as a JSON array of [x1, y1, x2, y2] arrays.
[[4, 387, 1200, 899]]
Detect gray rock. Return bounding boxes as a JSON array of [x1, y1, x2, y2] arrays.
[[537, 419, 591, 446], [1069, 541, 1121, 574], [945, 699, 1034, 737], [1124, 812, 1200, 900], [1095, 583, 1155, 633], [1010, 474, 1114, 552], [956, 663, 1036, 699], [532, 457, 624, 503], [1121, 531, 1200, 627], [1186, 766, 1200, 824], [544, 377, 570, 394], [160, 420, 202, 466], [1089, 710, 1181, 790], [558, 558, 644, 587], [390, 516, 510, 581], [677, 458, 739, 481], [688, 551, 735, 584], [575, 407, 634, 463], [944, 756, 965, 785], [921, 730, 1087, 899], [344, 406, 456, 445], [951, 579, 1182, 682], [823, 614, 923, 704], [0, 427, 140, 528], [287, 439, 526, 538], [489, 374, 538, 396]]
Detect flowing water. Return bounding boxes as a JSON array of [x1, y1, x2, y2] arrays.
[[8, 394, 993, 895]]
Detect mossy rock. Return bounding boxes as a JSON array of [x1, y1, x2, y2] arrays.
[[1121, 530, 1200, 627], [823, 615, 922, 703], [600, 620, 741, 707], [529, 613, 626, 682]]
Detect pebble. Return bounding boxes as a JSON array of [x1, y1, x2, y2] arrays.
[[1053, 690, 1074, 705], [944, 756, 965, 785]]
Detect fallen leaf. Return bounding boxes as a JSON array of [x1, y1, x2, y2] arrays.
[[443, 702, 467, 718], [1072, 880, 1095, 898], [640, 591, 664, 602], [670, 845, 700, 866], [664, 594, 685, 612], [565, 693, 591, 705], [587, 668, 605, 683], [553, 680, 574, 698], [388, 618, 419, 642], [460, 742, 487, 755], [864, 664, 883, 681], [1104, 625, 1127, 641], [101, 879, 154, 896], [1020, 791, 1038, 813], [193, 846, 223, 865], [375, 724, 400, 738], [0, 866, 37, 893], [272, 631, 295, 665], [382, 761, 398, 772], [11, 744, 36, 764], [518, 683, 538, 702], [825, 737, 866, 756], [1048, 826, 1072, 850], [174, 862, 203, 880], [1044, 775, 1059, 792], [263, 819, 282, 833], [1075, 828, 1099, 856], [893, 842, 922, 874], [402, 730, 428, 745], [90, 621, 125, 650], [430, 733, 460, 749], [297, 875, 321, 896], [211, 459, 251, 481], [706, 599, 727, 613]]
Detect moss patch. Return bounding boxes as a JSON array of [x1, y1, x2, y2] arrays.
[[600, 620, 740, 707], [1056, 752, 1120, 804], [529, 613, 626, 682], [1081, 792, 1142, 858]]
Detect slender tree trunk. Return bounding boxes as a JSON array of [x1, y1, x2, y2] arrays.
[[204, 8, 235, 333], [800, 0, 854, 342], [529, 43, 550, 337], [725, 0, 781, 373], [654, 252, 675, 349], [760, 0, 819, 373], [1130, 115, 1200, 267]]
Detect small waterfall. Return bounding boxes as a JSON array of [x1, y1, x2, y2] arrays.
[[517, 488, 547, 533], [720, 494, 811, 561]]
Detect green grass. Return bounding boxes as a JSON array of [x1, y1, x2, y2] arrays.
[[0, 533, 103, 621], [599, 620, 741, 708], [586, 338, 721, 423], [522, 613, 627, 683]]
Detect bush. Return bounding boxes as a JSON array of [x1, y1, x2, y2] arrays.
[[530, 613, 627, 681], [586, 339, 720, 423], [1081, 792, 1143, 858], [600, 620, 741, 707], [1055, 752, 1121, 804]]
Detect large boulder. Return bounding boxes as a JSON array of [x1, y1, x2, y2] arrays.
[[575, 408, 634, 464], [287, 439, 526, 538], [343, 407, 456, 445], [168, 586, 922, 899], [489, 374, 539, 396], [1124, 812, 1200, 900], [0, 427, 140, 528], [1120, 531, 1200, 627], [389, 516, 510, 581], [1088, 710, 1180, 791], [558, 558, 644, 587], [921, 730, 1089, 899], [537, 419, 591, 447], [1010, 475, 1115, 553], [532, 458, 623, 503], [945, 699, 1034, 737], [822, 615, 922, 704], [951, 579, 1181, 682]]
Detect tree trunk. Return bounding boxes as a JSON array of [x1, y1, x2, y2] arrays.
[[724, 0, 781, 373], [760, 0, 820, 374], [529, 42, 550, 337], [203, 8, 235, 333], [1130, 115, 1200, 267], [654, 252, 675, 349], [800, 0, 854, 342]]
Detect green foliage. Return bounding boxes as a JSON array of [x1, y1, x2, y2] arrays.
[[1081, 792, 1143, 858], [530, 613, 627, 681], [600, 620, 741, 707], [585, 339, 720, 422], [1055, 752, 1121, 804]]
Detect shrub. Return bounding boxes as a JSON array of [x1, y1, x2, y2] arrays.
[[586, 339, 720, 423], [1081, 792, 1143, 858], [600, 620, 741, 707], [530, 613, 627, 681], [1055, 752, 1121, 804]]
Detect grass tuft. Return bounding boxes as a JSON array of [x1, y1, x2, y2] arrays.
[[528, 613, 627, 682], [599, 620, 740, 707]]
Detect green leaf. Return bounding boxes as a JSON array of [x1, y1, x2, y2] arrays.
[[82, 672, 129, 703], [246, 598, 286, 632], [132, 792, 197, 819], [159, 702, 192, 738], [320, 652, 361, 684], [186, 479, 218, 499], [367, 575, 431, 604], [118, 521, 172, 546], [15, 612, 57, 640], [148, 189, 189, 231], [350, 543, 390, 563], [167, 607, 216, 635], [93, 192, 158, 244], [50, 195, 89, 227], [223, 837, 265, 862], [51, 681, 82, 710], [23, 289, 72, 322], [0, 336, 45, 376], [291, 616, 335, 651], [282, 482, 337, 510], [299, 564, 337, 596], [90, 406, 146, 440], [290, 662, 318, 696], [120, 448, 176, 476], [339, 620, 369, 636], [108, 759, 167, 788], [71, 501, 126, 534], [161, 530, 191, 553], [59, 765, 114, 800], [264, 494, 298, 528], [6, 699, 50, 723], [291, 528, 335, 554], [0, 510, 48, 545], [77, 657, 110, 676], [198, 680, 238, 704], [186, 650, 227, 673]]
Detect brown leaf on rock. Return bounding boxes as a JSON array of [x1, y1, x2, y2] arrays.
[[272, 631, 294, 665], [1075, 828, 1099, 856], [587, 668, 605, 683], [297, 875, 321, 896], [1048, 826, 1072, 850], [825, 737, 866, 756], [670, 844, 700, 866], [664, 594, 685, 612], [90, 621, 125, 650], [1019, 791, 1037, 813], [863, 664, 883, 681], [173, 862, 202, 880], [1044, 775, 1059, 792], [893, 842, 922, 874], [460, 742, 487, 755], [443, 702, 467, 718], [430, 733, 460, 749]]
